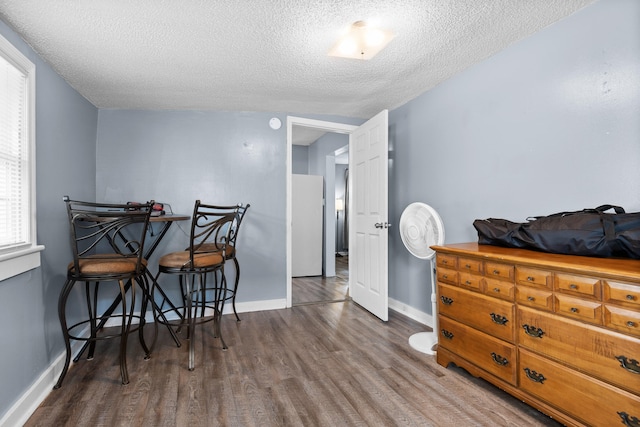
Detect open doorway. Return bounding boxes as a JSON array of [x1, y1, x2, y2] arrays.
[[292, 144, 350, 306], [286, 117, 357, 308], [287, 111, 390, 320]]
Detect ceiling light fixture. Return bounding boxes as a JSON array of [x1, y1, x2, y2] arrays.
[[328, 21, 395, 60]]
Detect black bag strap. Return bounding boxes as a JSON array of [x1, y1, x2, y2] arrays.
[[527, 205, 625, 221]]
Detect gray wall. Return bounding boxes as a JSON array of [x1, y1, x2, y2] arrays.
[[292, 145, 309, 174], [96, 110, 288, 303], [0, 20, 98, 420], [388, 0, 640, 315]]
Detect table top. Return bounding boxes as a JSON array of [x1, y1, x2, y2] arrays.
[[150, 213, 190, 222]]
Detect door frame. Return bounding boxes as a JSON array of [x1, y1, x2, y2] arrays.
[[286, 116, 358, 308]]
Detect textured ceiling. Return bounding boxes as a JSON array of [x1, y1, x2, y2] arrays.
[[0, 0, 594, 119]]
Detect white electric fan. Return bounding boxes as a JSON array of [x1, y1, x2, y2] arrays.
[[399, 202, 445, 355]]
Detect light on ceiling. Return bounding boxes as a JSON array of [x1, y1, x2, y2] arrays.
[[328, 21, 395, 60]]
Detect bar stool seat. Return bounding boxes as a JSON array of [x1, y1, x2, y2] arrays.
[[159, 250, 224, 269], [68, 255, 147, 274]]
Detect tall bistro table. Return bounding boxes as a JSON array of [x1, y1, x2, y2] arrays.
[[73, 213, 190, 362]]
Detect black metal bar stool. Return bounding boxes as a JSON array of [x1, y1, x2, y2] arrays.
[[55, 197, 155, 389], [153, 200, 238, 370], [186, 203, 250, 321]]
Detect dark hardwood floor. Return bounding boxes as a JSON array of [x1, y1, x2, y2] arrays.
[[25, 293, 561, 426], [292, 255, 349, 306]]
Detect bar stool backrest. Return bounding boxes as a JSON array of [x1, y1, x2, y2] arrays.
[[228, 204, 250, 255], [187, 200, 240, 269], [64, 196, 154, 279]]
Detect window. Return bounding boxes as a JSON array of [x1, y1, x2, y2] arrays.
[[0, 33, 42, 281]]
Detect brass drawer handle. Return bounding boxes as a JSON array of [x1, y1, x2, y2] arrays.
[[527, 296, 535, 301], [523, 367, 546, 384], [527, 276, 535, 282], [440, 296, 453, 305], [441, 329, 454, 340], [493, 269, 500, 275], [442, 274, 448, 279], [617, 411, 640, 427], [569, 284, 578, 290], [627, 321, 637, 328], [570, 307, 579, 313], [465, 280, 472, 285], [493, 287, 501, 293], [615, 355, 640, 375], [490, 313, 508, 325], [491, 352, 509, 366], [465, 263, 471, 269], [627, 294, 636, 301], [522, 324, 545, 338]]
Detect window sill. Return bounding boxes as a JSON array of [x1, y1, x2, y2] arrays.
[[0, 245, 45, 281]]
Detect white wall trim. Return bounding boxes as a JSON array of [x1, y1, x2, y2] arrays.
[[0, 32, 40, 283], [389, 297, 433, 328], [0, 245, 44, 281], [286, 116, 358, 309], [0, 334, 84, 427]]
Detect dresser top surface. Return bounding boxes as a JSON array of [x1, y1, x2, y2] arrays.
[[432, 242, 640, 282]]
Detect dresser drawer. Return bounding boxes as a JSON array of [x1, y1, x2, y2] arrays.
[[458, 256, 482, 274], [484, 261, 514, 282], [459, 271, 482, 291], [438, 316, 517, 386], [604, 280, 640, 309], [436, 254, 457, 270], [555, 272, 600, 300], [605, 304, 640, 338], [516, 286, 554, 311], [518, 307, 640, 395], [515, 266, 552, 289], [437, 267, 458, 286], [438, 284, 515, 343], [483, 277, 515, 302], [519, 349, 640, 427], [554, 293, 602, 325]]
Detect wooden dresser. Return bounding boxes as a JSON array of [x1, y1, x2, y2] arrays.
[[432, 243, 640, 427]]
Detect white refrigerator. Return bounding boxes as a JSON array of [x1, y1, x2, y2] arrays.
[[292, 174, 323, 277]]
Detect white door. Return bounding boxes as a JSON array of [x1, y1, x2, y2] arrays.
[[292, 174, 323, 277], [350, 110, 389, 321]]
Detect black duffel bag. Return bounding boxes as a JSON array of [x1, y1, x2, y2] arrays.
[[473, 205, 640, 259]]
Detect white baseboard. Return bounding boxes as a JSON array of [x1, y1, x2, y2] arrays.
[[0, 336, 85, 427], [0, 298, 287, 427], [388, 297, 433, 328]]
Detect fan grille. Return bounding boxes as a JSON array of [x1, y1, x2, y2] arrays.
[[399, 203, 445, 260]]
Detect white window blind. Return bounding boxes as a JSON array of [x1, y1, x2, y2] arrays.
[[0, 53, 28, 251], [0, 33, 41, 281]]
